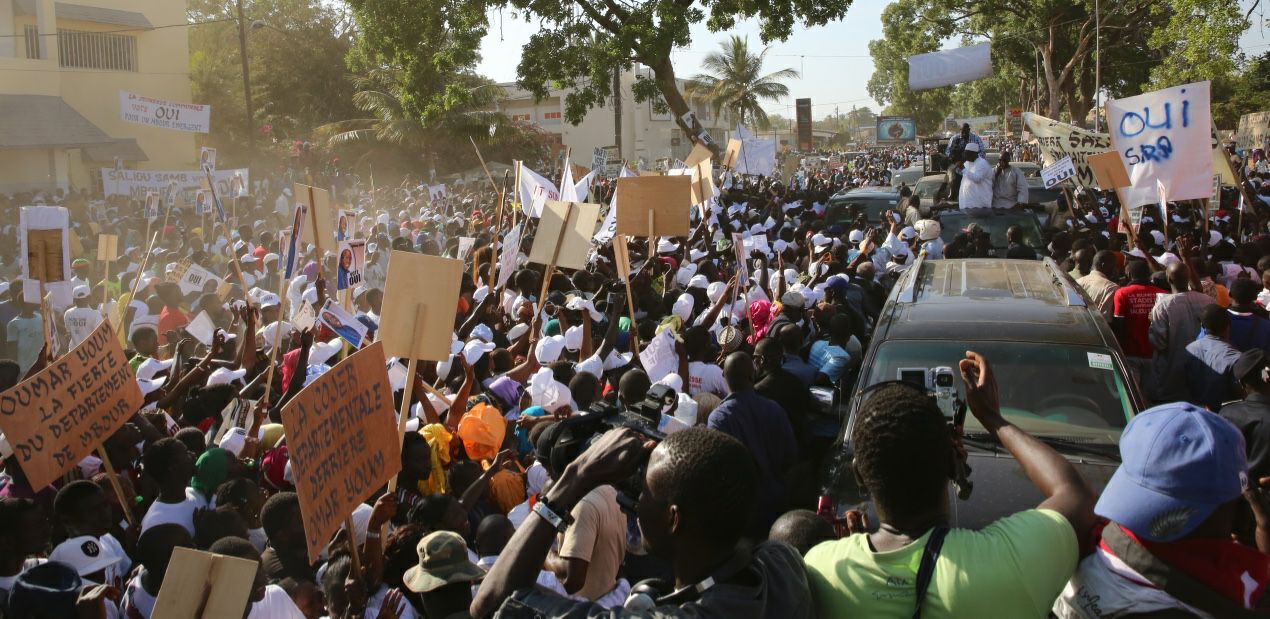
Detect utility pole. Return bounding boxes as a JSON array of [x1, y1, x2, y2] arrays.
[[1094, 0, 1102, 131], [236, 0, 255, 152], [612, 67, 622, 159]]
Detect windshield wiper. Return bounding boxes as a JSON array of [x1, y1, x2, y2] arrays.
[[962, 432, 1119, 460], [1034, 436, 1120, 460]]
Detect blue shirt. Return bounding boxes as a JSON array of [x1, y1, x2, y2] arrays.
[[782, 354, 818, 386], [1229, 311, 1270, 354], [809, 340, 851, 384], [708, 388, 798, 534], [1183, 335, 1241, 410]]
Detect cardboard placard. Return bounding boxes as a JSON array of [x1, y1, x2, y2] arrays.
[[27, 229, 66, 283], [1088, 151, 1132, 190], [613, 235, 632, 283], [185, 311, 215, 346], [528, 201, 601, 272], [683, 143, 713, 168], [615, 176, 692, 237], [280, 342, 401, 563], [152, 546, 257, 619], [0, 322, 142, 489], [691, 159, 716, 205], [378, 252, 463, 360], [723, 139, 743, 169], [336, 209, 357, 242], [457, 236, 476, 260], [97, 234, 118, 262], [296, 184, 334, 248]]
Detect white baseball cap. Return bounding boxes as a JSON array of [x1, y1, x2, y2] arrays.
[[49, 536, 121, 580], [206, 367, 247, 387]]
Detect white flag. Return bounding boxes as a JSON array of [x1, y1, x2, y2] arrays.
[[518, 164, 559, 218], [593, 167, 636, 245]]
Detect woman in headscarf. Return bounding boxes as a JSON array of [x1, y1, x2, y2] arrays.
[[747, 299, 773, 345]]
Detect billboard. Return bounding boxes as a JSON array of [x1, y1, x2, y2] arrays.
[[877, 117, 917, 144], [795, 98, 813, 151]]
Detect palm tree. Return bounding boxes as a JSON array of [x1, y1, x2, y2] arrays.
[[687, 36, 800, 131]]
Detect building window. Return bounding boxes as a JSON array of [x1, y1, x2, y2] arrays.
[[543, 112, 561, 120], [24, 25, 40, 59], [511, 113, 531, 122], [57, 29, 137, 71]]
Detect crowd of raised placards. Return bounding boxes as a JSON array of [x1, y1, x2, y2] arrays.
[[2, 111, 1270, 618]]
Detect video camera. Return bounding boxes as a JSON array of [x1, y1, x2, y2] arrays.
[[897, 366, 958, 418], [538, 385, 673, 512]]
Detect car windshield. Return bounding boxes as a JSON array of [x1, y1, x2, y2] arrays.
[[938, 211, 1044, 248], [914, 179, 943, 199], [826, 196, 899, 225], [862, 340, 1133, 444]]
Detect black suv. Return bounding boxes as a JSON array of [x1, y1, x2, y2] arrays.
[[825, 257, 1144, 529], [825, 188, 902, 228]]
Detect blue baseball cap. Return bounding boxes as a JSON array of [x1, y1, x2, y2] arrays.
[[1096, 402, 1248, 542]]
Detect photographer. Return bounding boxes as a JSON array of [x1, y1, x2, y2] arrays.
[[471, 427, 814, 618], [804, 351, 1095, 617]]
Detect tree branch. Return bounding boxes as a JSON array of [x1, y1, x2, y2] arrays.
[[572, 0, 623, 35]]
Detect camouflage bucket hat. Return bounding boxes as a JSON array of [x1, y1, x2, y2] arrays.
[[402, 531, 486, 593]]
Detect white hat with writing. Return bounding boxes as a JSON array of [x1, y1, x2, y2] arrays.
[[50, 536, 120, 582], [136, 376, 166, 396]]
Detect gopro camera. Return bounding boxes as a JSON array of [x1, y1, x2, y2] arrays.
[[896, 366, 958, 418]]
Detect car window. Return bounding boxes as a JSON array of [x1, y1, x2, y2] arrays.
[[937, 212, 1044, 248], [914, 180, 943, 199], [827, 197, 897, 224], [863, 340, 1133, 442]]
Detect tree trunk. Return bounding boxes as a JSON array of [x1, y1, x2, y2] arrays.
[[650, 54, 723, 157]]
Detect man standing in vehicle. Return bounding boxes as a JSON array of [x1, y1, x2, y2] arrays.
[[991, 150, 1029, 209], [957, 143, 993, 210]]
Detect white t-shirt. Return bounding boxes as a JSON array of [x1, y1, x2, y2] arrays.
[[247, 584, 306, 619], [64, 306, 104, 347], [688, 361, 730, 397], [140, 488, 208, 535], [120, 571, 156, 618]]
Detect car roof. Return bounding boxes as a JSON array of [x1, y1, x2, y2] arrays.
[[830, 188, 900, 199], [882, 258, 1109, 346]]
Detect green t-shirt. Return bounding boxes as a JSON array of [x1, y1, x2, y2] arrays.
[[804, 508, 1078, 618]]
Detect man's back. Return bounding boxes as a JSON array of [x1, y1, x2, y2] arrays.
[[560, 485, 627, 601], [1230, 311, 1270, 353], [1113, 283, 1162, 358], [1183, 335, 1241, 410], [1221, 393, 1270, 478], [805, 509, 1077, 618], [708, 389, 797, 530]]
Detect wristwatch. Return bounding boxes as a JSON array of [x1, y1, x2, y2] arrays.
[[532, 498, 574, 532]]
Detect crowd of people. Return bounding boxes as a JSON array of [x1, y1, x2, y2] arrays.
[[2, 129, 1270, 618]]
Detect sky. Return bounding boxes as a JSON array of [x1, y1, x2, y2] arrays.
[[474, 0, 1270, 121]]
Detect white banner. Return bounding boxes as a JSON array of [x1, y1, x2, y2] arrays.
[[593, 167, 636, 244], [907, 43, 992, 91], [517, 164, 559, 218], [101, 168, 249, 201], [734, 124, 777, 177], [119, 90, 210, 133], [1040, 156, 1077, 189], [1024, 113, 1112, 189], [1109, 80, 1213, 207]]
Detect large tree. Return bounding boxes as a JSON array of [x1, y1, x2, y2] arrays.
[[866, 0, 1195, 126], [348, 0, 853, 150], [188, 0, 359, 158], [686, 36, 799, 131]]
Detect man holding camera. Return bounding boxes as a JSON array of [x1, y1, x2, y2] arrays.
[[471, 427, 814, 618], [804, 352, 1095, 617]]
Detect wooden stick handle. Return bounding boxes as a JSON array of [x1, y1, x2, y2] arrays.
[[96, 445, 136, 528]]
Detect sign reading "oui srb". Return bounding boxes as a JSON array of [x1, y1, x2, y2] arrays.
[[119, 90, 210, 133]]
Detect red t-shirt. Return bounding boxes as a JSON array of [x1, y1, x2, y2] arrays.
[[157, 307, 190, 344], [1112, 283, 1162, 358]]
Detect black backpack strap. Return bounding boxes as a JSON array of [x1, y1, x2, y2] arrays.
[[912, 526, 951, 619]]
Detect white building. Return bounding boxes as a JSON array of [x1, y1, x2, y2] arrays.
[[496, 65, 732, 167]]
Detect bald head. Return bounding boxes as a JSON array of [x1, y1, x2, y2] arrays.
[[1092, 250, 1117, 277], [1166, 262, 1190, 292], [723, 352, 755, 391]]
